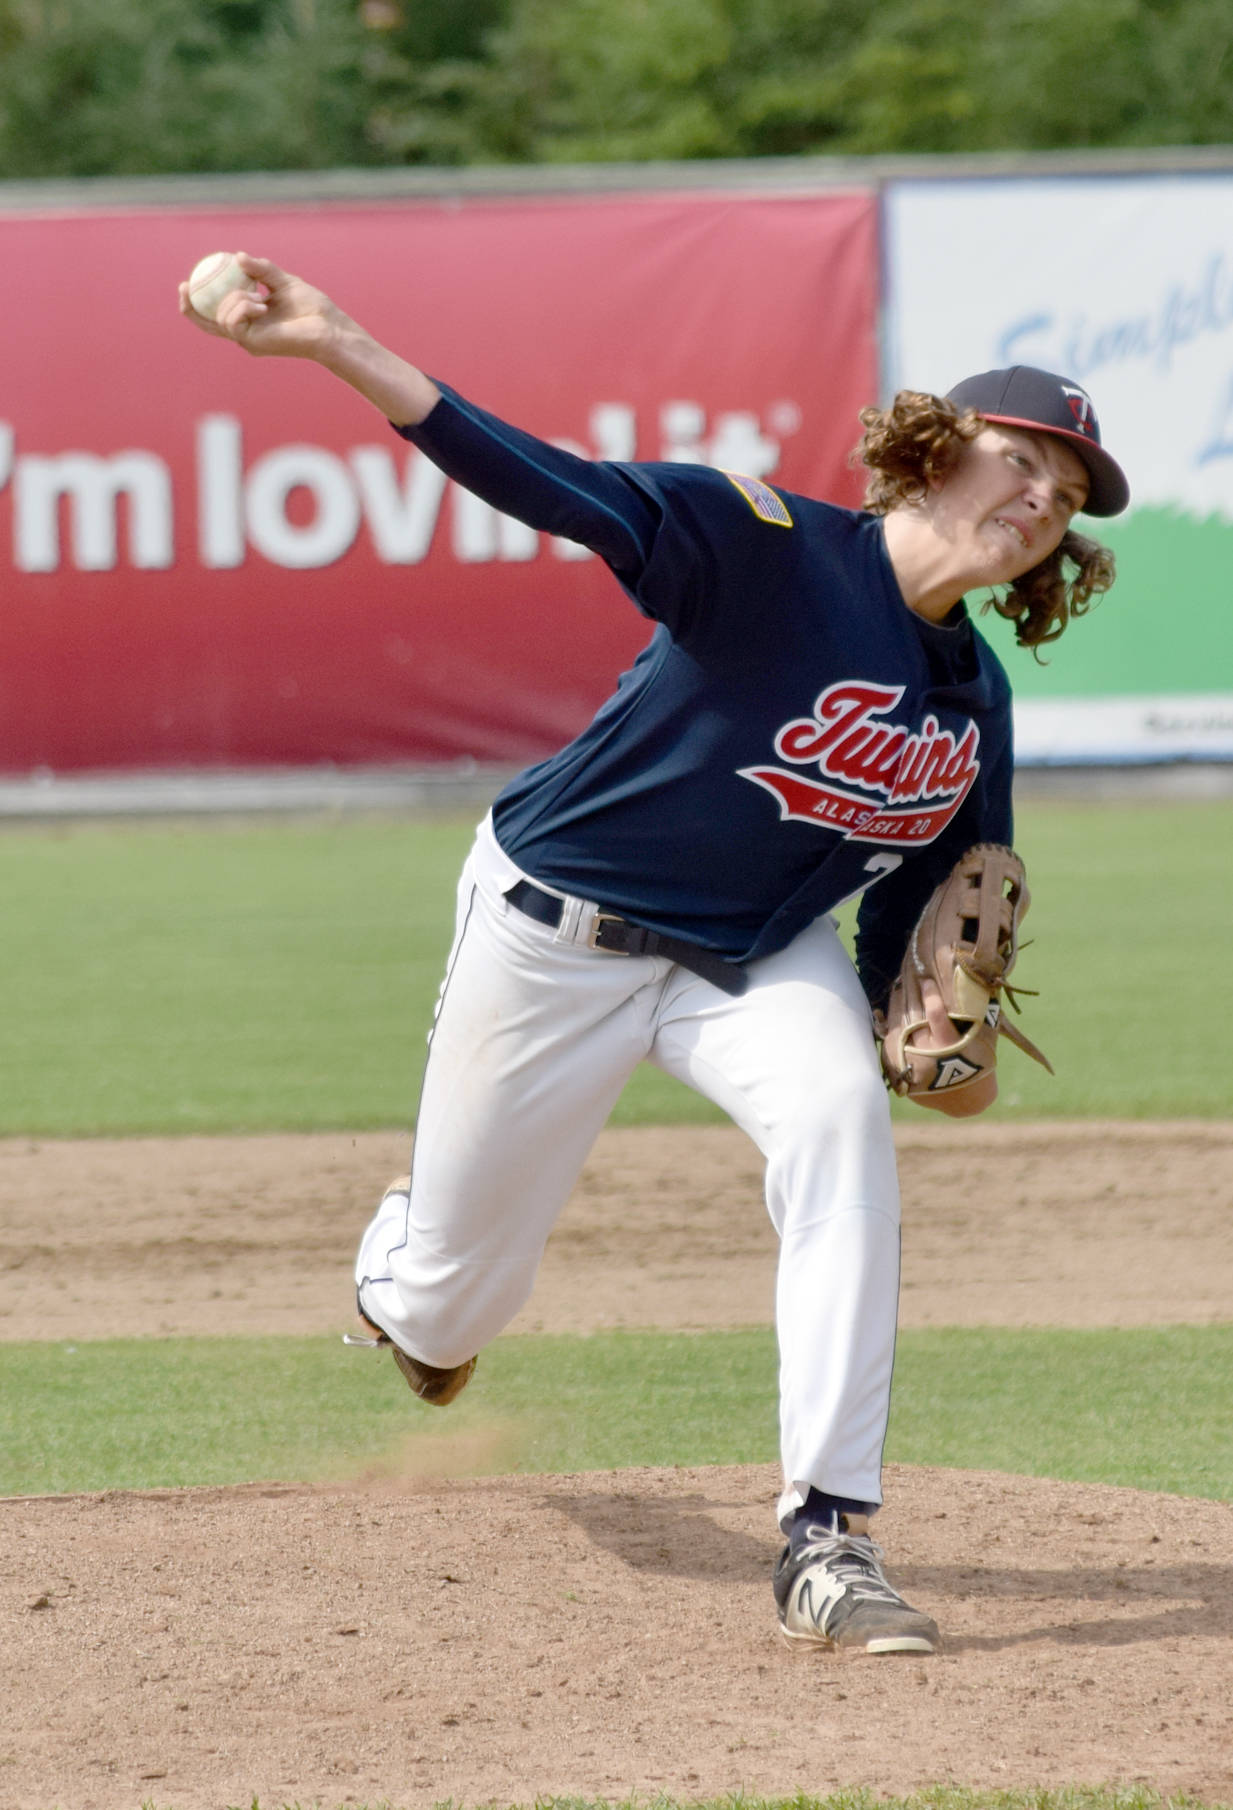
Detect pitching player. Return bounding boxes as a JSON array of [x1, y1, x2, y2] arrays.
[[181, 256, 1128, 1654]]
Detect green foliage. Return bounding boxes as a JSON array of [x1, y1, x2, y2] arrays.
[[0, 0, 536, 171], [980, 0, 1233, 151], [4, 1323, 1232, 1498], [440, 0, 1233, 161], [2, 0, 1232, 176], [421, 0, 739, 164], [0, 0, 494, 177]]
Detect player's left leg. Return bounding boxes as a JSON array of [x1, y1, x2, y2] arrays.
[[650, 910, 898, 1512], [648, 912, 940, 1652]]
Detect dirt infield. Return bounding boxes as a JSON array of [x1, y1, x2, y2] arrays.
[[3, 1120, 1233, 1810]]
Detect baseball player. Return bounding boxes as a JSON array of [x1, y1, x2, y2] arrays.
[[180, 255, 1128, 1654]]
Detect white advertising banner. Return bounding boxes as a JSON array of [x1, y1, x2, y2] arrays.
[[884, 175, 1233, 764]]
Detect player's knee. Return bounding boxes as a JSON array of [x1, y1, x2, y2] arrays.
[[774, 1061, 891, 1152]]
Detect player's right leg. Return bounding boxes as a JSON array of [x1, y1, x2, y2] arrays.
[[353, 820, 663, 1389]]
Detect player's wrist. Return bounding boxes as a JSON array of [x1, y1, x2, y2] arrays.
[[321, 329, 439, 425], [307, 311, 367, 370]]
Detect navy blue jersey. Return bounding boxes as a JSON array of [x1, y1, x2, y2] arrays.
[[400, 386, 1015, 1005]]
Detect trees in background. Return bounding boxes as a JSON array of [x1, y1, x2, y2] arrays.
[[0, 0, 1230, 178]]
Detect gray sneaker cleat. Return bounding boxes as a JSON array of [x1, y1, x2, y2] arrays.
[[773, 1513, 941, 1654]]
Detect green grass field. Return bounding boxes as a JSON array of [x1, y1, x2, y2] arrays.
[[1, 795, 1229, 1136], [3, 1324, 1232, 1500]]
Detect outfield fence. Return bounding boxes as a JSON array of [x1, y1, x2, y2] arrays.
[[3, 149, 1231, 785]]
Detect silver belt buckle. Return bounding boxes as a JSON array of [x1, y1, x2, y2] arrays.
[[586, 910, 626, 952]]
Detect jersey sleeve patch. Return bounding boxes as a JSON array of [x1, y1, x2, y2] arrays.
[[723, 471, 794, 528]]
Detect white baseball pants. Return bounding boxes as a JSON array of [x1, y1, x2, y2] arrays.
[[356, 815, 902, 1527]]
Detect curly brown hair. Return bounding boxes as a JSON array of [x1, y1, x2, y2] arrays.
[[854, 390, 1117, 652]]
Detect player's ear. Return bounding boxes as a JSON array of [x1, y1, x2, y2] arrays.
[[928, 421, 981, 495], [926, 436, 971, 493]]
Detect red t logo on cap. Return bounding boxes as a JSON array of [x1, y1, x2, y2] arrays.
[[1062, 385, 1096, 438]]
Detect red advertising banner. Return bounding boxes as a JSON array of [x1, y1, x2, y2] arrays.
[[0, 189, 877, 772]]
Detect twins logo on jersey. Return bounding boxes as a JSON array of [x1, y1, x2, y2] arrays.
[[739, 679, 980, 847]]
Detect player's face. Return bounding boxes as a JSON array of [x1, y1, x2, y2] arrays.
[[931, 425, 1089, 585]]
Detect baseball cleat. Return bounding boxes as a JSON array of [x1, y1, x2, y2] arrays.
[[386, 1340, 477, 1405], [773, 1514, 941, 1654], [347, 1307, 477, 1405]]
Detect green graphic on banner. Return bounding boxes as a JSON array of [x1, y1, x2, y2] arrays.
[[975, 508, 1233, 699]]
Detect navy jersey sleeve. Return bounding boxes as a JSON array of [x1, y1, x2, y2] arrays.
[[398, 385, 662, 585], [853, 701, 1015, 1010]]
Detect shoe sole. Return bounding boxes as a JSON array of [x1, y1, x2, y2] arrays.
[[780, 1624, 941, 1655], [390, 1345, 476, 1406], [861, 1632, 940, 1654]]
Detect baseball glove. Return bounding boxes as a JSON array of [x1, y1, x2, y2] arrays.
[[877, 843, 1052, 1108]]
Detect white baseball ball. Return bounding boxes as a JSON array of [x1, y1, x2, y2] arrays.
[[186, 251, 259, 321]]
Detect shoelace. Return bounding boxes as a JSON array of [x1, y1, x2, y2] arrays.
[[792, 1531, 905, 1605]]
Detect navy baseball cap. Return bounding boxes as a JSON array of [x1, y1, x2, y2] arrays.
[[946, 366, 1130, 517]]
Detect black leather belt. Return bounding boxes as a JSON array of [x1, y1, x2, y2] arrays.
[[505, 878, 748, 997]]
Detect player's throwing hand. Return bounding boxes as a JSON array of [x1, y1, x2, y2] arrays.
[[178, 253, 440, 423], [178, 253, 346, 359]]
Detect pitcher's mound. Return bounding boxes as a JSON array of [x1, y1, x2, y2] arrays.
[[5, 1461, 1233, 1809]]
